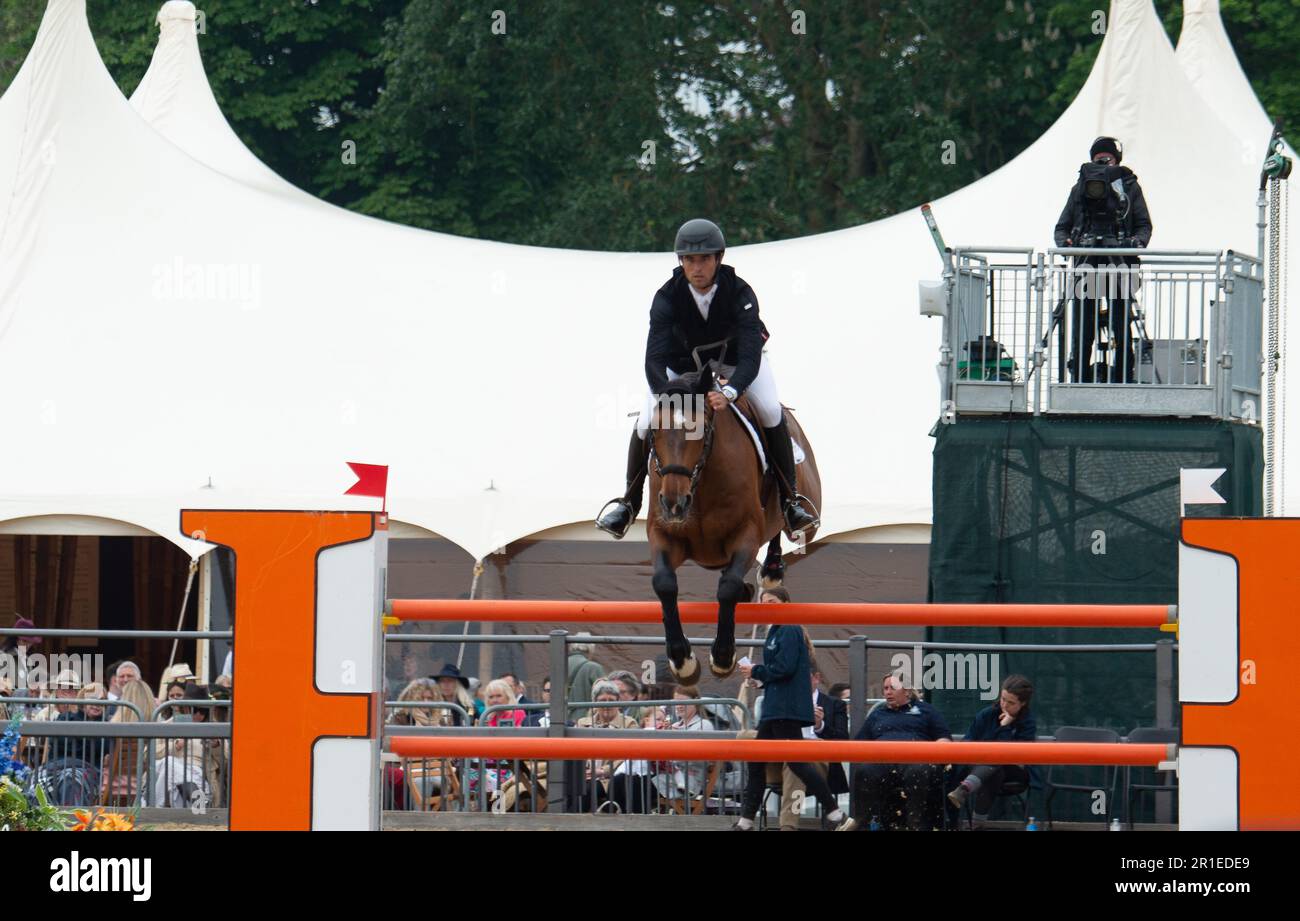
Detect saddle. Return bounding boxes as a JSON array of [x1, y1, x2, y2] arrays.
[[731, 396, 798, 511]]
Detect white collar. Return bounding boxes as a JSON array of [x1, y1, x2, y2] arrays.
[[689, 283, 717, 312]]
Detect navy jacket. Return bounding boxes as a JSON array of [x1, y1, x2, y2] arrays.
[[752, 624, 814, 726], [854, 697, 952, 742], [645, 264, 769, 396], [965, 703, 1036, 743]]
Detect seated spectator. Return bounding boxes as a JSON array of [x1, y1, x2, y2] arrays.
[[156, 663, 197, 704], [828, 682, 851, 703], [39, 680, 109, 806], [110, 677, 156, 725], [389, 677, 447, 727], [163, 680, 187, 708], [153, 685, 212, 809], [837, 674, 952, 831], [468, 677, 486, 721], [463, 679, 527, 805], [107, 660, 142, 702], [498, 672, 544, 726], [536, 676, 552, 728], [651, 686, 715, 807], [575, 679, 640, 813], [948, 674, 1037, 824], [605, 670, 651, 725], [430, 663, 476, 726], [482, 679, 527, 728]]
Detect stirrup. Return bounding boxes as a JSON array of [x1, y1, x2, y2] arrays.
[[783, 494, 820, 537], [595, 497, 636, 539]]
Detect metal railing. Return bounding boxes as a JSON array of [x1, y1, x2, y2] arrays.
[[939, 247, 1263, 419]]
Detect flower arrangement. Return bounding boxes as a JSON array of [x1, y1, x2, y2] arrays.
[[1, 715, 70, 830], [70, 808, 135, 831]]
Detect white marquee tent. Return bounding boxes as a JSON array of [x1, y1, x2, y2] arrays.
[[0, 0, 1292, 565]]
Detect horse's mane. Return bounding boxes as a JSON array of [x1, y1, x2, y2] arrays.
[[659, 371, 710, 398]]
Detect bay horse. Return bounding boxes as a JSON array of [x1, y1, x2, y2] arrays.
[[646, 370, 821, 684]]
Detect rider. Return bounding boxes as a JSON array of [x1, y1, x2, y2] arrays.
[[595, 218, 818, 539]]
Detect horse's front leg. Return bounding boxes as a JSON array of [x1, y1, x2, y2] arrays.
[[653, 548, 699, 686], [710, 549, 755, 678]]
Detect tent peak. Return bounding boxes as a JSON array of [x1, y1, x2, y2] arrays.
[[158, 1, 198, 24]]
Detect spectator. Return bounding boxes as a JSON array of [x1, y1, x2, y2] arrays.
[[499, 672, 543, 726], [31, 668, 82, 722], [63, 681, 109, 753], [430, 663, 475, 727], [156, 663, 197, 704], [837, 674, 952, 831], [468, 677, 486, 720], [110, 678, 156, 724], [389, 677, 447, 727], [566, 636, 605, 705], [40, 680, 108, 806], [605, 669, 651, 725], [828, 682, 850, 703], [778, 662, 850, 831], [576, 679, 639, 813], [948, 674, 1037, 823], [482, 679, 527, 728], [154, 684, 211, 808], [107, 661, 141, 701], [164, 680, 187, 708], [536, 676, 552, 728], [651, 685, 715, 808], [733, 587, 848, 831]]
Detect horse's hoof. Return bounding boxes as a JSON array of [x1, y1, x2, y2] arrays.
[[709, 652, 737, 679], [669, 653, 700, 686]]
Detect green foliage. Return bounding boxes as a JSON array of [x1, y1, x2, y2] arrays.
[[0, 0, 1295, 249]]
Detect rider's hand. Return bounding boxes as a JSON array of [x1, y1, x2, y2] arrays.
[[707, 377, 732, 411]]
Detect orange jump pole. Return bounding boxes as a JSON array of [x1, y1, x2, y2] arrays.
[[386, 599, 1175, 628], [389, 737, 1172, 767]]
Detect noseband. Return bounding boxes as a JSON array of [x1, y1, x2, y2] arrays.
[[647, 404, 716, 508]]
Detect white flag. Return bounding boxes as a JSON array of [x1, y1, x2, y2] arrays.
[[1180, 468, 1226, 516]]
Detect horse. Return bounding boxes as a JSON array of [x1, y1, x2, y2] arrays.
[[645, 369, 821, 685]]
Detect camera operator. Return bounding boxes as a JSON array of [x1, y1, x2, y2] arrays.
[[1054, 137, 1153, 383]]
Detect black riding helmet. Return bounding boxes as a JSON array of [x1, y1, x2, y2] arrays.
[[674, 218, 725, 255]]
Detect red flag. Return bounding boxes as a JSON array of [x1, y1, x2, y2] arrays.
[[345, 462, 388, 511]]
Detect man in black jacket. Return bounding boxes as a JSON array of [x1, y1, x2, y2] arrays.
[[595, 218, 818, 539], [1053, 137, 1153, 383]]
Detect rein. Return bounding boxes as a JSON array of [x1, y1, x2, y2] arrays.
[[646, 403, 717, 507]]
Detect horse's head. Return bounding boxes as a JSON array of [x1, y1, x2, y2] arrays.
[[648, 371, 715, 524]]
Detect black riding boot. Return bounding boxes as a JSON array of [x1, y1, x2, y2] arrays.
[[595, 430, 649, 539], [764, 417, 819, 536]]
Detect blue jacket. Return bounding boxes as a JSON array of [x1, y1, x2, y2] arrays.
[[855, 697, 952, 741], [752, 624, 814, 726], [965, 704, 1036, 743], [962, 703, 1040, 786]]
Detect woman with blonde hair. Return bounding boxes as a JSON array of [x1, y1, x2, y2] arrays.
[[388, 678, 448, 727]]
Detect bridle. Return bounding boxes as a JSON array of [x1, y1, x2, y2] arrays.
[[646, 401, 716, 508]]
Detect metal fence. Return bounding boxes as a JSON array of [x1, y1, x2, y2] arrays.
[[941, 247, 1263, 419], [1, 624, 1179, 825]]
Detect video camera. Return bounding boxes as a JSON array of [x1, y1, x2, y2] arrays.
[[1072, 161, 1131, 248]]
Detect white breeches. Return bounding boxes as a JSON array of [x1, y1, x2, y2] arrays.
[[636, 353, 783, 438]]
